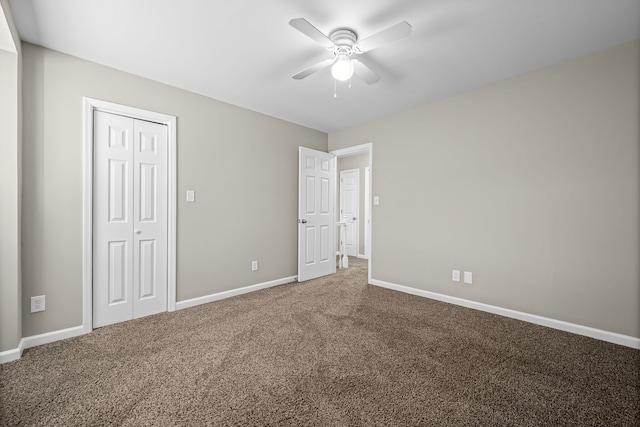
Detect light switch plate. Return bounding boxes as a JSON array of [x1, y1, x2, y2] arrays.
[[373, 196, 380, 205], [464, 271, 473, 284], [186, 190, 195, 202]]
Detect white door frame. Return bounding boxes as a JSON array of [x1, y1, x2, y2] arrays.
[[330, 143, 372, 284], [82, 97, 177, 333], [364, 166, 370, 259]]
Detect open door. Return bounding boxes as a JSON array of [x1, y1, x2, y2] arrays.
[[298, 147, 336, 281]]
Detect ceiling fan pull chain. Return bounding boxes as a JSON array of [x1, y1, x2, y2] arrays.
[[334, 79, 338, 98]]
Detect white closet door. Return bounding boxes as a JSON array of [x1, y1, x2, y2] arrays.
[[93, 111, 167, 328], [132, 119, 168, 319]]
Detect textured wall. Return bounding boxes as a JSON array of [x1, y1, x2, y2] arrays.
[[20, 43, 327, 337], [329, 41, 640, 338]]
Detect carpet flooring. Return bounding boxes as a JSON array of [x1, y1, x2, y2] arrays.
[[1, 258, 638, 426]]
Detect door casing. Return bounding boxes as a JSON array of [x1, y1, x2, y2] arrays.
[[82, 98, 177, 333]]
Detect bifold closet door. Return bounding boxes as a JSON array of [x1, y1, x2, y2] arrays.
[[93, 111, 168, 328]]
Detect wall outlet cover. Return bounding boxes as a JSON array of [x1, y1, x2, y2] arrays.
[[464, 271, 473, 284], [452, 270, 460, 282], [31, 295, 46, 313]]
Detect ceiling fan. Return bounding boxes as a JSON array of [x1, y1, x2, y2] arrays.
[[289, 17, 412, 85]]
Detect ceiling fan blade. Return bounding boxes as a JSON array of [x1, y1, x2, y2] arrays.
[[352, 59, 380, 84], [292, 58, 334, 80], [356, 21, 412, 53], [289, 18, 334, 49]]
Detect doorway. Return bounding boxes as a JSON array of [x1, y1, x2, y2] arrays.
[[82, 98, 177, 332], [331, 143, 373, 283]]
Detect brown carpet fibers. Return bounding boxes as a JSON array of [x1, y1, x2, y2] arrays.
[[1, 258, 639, 426]]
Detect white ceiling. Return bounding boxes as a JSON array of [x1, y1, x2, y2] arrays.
[[8, 0, 640, 133]]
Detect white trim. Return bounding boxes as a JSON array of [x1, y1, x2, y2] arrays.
[[370, 279, 640, 349], [1, 326, 87, 363], [2, 275, 294, 363], [330, 143, 373, 285], [364, 166, 370, 259], [176, 276, 297, 311], [0, 339, 24, 364], [357, 254, 368, 259], [82, 98, 177, 334], [22, 326, 86, 350]]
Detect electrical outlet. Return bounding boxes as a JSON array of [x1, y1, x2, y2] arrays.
[[31, 295, 46, 313], [452, 270, 460, 282], [464, 271, 473, 284], [251, 260, 258, 271]]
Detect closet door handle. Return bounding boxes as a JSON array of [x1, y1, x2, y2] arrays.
[[134, 229, 142, 234]]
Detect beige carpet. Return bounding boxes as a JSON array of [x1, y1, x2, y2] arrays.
[[1, 258, 638, 426]]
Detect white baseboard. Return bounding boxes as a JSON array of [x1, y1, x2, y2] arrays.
[[1, 277, 296, 364], [22, 325, 87, 350], [1, 325, 86, 364], [370, 278, 640, 349], [0, 339, 24, 364], [176, 276, 297, 311], [357, 254, 368, 259], [5, 276, 634, 365]]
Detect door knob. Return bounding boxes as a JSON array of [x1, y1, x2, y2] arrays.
[[134, 229, 142, 234], [353, 217, 356, 220], [299, 219, 307, 224]]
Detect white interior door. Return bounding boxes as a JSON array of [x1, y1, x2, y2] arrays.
[[298, 147, 335, 282], [93, 110, 168, 328], [340, 169, 359, 257]]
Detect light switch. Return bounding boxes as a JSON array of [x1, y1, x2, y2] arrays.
[[373, 196, 380, 205], [186, 190, 195, 202]]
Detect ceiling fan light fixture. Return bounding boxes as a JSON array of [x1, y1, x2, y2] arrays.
[[331, 55, 354, 81]]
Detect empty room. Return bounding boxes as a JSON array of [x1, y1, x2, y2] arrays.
[[1, 0, 638, 425]]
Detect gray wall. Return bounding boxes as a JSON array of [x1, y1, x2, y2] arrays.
[[0, 0, 21, 353], [337, 153, 368, 256], [20, 43, 327, 337], [329, 41, 640, 338]]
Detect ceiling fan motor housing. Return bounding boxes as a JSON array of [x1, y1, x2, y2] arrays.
[[330, 29, 357, 49]]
